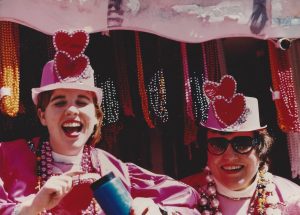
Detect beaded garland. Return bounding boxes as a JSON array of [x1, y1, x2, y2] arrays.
[[135, 32, 155, 128], [190, 75, 208, 123], [268, 41, 300, 132], [198, 167, 282, 215], [112, 33, 135, 117], [35, 141, 101, 214], [0, 21, 20, 117], [201, 41, 221, 82], [181, 42, 195, 121], [180, 43, 198, 147], [147, 68, 169, 123], [100, 78, 120, 125]]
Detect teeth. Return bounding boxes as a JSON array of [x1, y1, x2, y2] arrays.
[[62, 122, 81, 127], [223, 165, 242, 170]]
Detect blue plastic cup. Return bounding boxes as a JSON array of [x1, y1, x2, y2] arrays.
[[90, 172, 133, 215]]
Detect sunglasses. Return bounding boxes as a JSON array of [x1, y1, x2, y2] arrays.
[[207, 136, 259, 155]]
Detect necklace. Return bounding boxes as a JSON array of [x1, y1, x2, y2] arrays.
[[197, 167, 282, 215], [35, 141, 101, 214]]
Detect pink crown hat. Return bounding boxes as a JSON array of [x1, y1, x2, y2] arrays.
[[31, 30, 102, 105], [201, 75, 266, 132]]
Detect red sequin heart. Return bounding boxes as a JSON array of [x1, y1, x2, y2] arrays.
[[54, 31, 88, 58], [213, 94, 246, 126], [55, 52, 88, 79], [203, 75, 236, 100]]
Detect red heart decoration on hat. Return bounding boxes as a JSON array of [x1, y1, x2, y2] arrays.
[[213, 94, 246, 127], [54, 30, 88, 58], [203, 75, 236, 100], [55, 52, 88, 80]]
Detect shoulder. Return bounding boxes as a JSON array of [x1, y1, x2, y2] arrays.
[[0, 138, 29, 150], [91, 147, 121, 162], [273, 175, 300, 200], [0, 137, 40, 150], [90, 147, 127, 173], [180, 172, 207, 190], [273, 175, 300, 191]]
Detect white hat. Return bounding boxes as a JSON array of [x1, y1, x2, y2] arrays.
[[201, 75, 266, 132], [31, 30, 102, 105]]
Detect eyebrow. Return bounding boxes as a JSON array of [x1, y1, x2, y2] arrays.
[[78, 95, 91, 101], [50, 95, 65, 102], [50, 94, 91, 102]]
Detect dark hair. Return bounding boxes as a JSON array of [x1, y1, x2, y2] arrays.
[[204, 128, 273, 170], [36, 90, 103, 147]]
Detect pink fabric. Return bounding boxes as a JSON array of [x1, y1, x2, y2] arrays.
[[182, 173, 300, 215], [0, 139, 200, 214]]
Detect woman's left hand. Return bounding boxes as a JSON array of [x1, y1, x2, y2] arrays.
[[130, 197, 162, 215]]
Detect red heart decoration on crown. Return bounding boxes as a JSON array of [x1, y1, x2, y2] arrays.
[[213, 94, 246, 127], [203, 75, 236, 101], [55, 52, 88, 80], [54, 30, 89, 58]]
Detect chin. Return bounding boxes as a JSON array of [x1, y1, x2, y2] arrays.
[[223, 180, 248, 191]]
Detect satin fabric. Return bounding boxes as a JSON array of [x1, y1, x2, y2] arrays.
[[0, 138, 200, 215], [182, 172, 300, 215]]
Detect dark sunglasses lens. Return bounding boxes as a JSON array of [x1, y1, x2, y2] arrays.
[[232, 136, 254, 154], [207, 138, 228, 155]]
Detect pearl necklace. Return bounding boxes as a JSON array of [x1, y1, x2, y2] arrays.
[[198, 167, 282, 215], [35, 141, 101, 214]]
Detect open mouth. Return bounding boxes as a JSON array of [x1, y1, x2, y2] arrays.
[[62, 121, 83, 137], [221, 165, 244, 172]]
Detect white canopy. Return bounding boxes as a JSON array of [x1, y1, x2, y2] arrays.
[[1, 0, 300, 42]]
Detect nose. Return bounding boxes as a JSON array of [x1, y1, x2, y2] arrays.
[[65, 105, 79, 116], [222, 144, 238, 159]]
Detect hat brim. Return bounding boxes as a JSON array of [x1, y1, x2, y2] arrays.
[[199, 121, 267, 132], [32, 82, 103, 105]]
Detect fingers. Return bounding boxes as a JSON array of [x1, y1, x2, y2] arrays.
[[63, 170, 85, 177], [32, 175, 73, 211], [43, 175, 73, 197], [72, 173, 101, 186], [130, 198, 161, 215]]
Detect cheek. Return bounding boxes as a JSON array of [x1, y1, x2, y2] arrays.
[[248, 154, 260, 170], [207, 154, 220, 169], [82, 107, 98, 124]]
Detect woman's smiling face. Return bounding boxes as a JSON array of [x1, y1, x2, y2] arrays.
[[207, 130, 260, 191], [38, 89, 98, 155]]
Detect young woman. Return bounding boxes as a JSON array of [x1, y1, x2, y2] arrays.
[[0, 30, 199, 215], [182, 75, 300, 215]]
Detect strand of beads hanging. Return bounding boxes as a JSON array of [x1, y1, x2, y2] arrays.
[[190, 75, 208, 123], [100, 78, 120, 126], [35, 141, 100, 214], [198, 167, 282, 215], [135, 31, 155, 128], [147, 68, 169, 123], [0, 21, 20, 117], [180, 42, 195, 121], [255, 167, 282, 215], [198, 167, 222, 215]]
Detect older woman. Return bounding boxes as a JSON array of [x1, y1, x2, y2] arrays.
[[182, 75, 300, 215], [0, 30, 199, 215]]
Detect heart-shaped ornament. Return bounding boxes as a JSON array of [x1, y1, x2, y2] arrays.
[[213, 94, 246, 127], [55, 52, 89, 80], [54, 30, 89, 58], [203, 75, 236, 101]]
